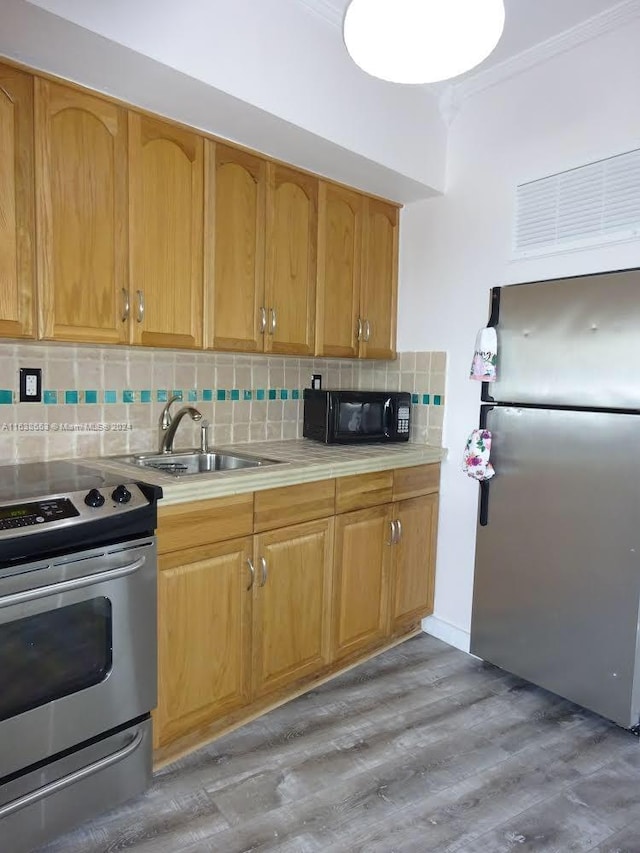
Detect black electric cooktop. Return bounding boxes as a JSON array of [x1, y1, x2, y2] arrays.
[[0, 460, 142, 503]]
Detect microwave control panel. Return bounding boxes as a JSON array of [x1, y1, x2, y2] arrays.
[[397, 405, 410, 434]]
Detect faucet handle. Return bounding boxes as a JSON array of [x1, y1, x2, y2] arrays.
[[200, 420, 210, 453]]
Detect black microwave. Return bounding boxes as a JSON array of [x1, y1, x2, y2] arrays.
[[303, 389, 411, 444]]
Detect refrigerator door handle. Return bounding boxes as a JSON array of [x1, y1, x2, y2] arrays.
[[479, 480, 490, 526]]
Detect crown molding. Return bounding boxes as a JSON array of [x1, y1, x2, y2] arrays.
[[297, 0, 344, 28], [446, 0, 640, 108]]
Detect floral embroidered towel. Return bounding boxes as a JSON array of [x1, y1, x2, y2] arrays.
[[463, 429, 495, 481], [470, 326, 497, 382]]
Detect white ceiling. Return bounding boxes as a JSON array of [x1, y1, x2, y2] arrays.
[[298, 0, 631, 87]]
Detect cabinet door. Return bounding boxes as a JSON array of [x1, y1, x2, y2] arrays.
[[264, 163, 317, 355], [360, 198, 399, 360], [252, 518, 333, 697], [0, 65, 34, 339], [129, 113, 203, 349], [206, 142, 266, 352], [35, 80, 127, 343], [391, 494, 438, 632], [332, 505, 393, 661], [315, 182, 362, 358], [154, 537, 253, 749]]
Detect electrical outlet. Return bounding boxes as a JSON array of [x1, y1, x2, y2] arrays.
[[19, 368, 42, 402]]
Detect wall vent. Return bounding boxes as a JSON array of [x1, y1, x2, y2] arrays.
[[513, 148, 640, 258]]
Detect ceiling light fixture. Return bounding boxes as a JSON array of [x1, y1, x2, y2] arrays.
[[343, 0, 506, 85]]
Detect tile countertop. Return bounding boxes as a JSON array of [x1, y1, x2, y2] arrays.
[[86, 440, 447, 507]]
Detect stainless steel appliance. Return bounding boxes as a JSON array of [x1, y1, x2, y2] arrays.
[[470, 268, 640, 729], [0, 460, 161, 852], [303, 389, 411, 443]]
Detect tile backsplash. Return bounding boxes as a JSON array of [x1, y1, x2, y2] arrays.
[[0, 343, 445, 463]]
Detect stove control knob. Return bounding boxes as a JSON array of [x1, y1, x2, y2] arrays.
[[111, 485, 132, 504], [84, 488, 105, 508]]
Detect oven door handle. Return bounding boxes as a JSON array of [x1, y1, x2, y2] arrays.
[[0, 727, 145, 820], [0, 555, 146, 609]]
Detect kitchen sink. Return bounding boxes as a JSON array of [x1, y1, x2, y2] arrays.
[[110, 449, 282, 476]]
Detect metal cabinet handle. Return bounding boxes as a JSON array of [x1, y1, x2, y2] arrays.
[[259, 306, 267, 334], [246, 557, 256, 591], [363, 319, 371, 342], [395, 518, 402, 543], [121, 288, 130, 322], [357, 317, 363, 341], [259, 555, 268, 586], [136, 290, 145, 323], [269, 308, 277, 335], [0, 555, 146, 609], [387, 520, 397, 545], [0, 728, 144, 820]]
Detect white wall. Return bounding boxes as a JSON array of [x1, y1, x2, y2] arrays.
[[2, 0, 446, 201], [397, 19, 640, 649]]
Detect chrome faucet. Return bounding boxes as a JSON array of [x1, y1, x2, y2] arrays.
[[158, 395, 203, 453]]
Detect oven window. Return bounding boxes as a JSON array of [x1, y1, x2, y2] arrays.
[[0, 597, 112, 722], [338, 401, 384, 435]]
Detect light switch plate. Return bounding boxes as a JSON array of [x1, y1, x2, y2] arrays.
[[19, 368, 42, 402]]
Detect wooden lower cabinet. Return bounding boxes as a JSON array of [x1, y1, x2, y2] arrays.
[[332, 504, 393, 661], [390, 494, 438, 633], [252, 517, 333, 698], [154, 463, 440, 761], [154, 537, 253, 749]]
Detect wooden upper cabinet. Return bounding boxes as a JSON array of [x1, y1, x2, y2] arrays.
[[315, 182, 362, 358], [264, 163, 317, 355], [35, 79, 128, 343], [360, 198, 399, 360], [0, 65, 35, 339], [205, 142, 266, 352], [129, 113, 203, 349]]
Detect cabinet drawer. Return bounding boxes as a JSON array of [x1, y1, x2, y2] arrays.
[[254, 479, 335, 532], [157, 493, 254, 554], [393, 464, 440, 501], [335, 470, 393, 514]]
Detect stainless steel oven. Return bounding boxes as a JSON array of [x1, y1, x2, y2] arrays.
[[0, 460, 161, 853]]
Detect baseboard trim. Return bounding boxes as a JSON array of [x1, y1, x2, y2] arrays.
[[421, 615, 471, 653]]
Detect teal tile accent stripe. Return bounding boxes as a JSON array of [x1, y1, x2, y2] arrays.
[[0, 386, 443, 408]]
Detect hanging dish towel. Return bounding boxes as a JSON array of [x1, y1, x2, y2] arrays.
[[463, 429, 495, 481], [470, 326, 497, 382]]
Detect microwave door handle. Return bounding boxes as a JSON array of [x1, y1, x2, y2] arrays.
[[383, 399, 392, 437]]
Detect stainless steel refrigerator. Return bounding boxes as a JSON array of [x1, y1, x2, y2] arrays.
[[470, 268, 640, 729]]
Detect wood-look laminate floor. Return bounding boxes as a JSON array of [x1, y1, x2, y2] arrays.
[[39, 634, 640, 853]]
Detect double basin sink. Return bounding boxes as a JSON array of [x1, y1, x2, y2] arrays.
[[111, 449, 282, 477]]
